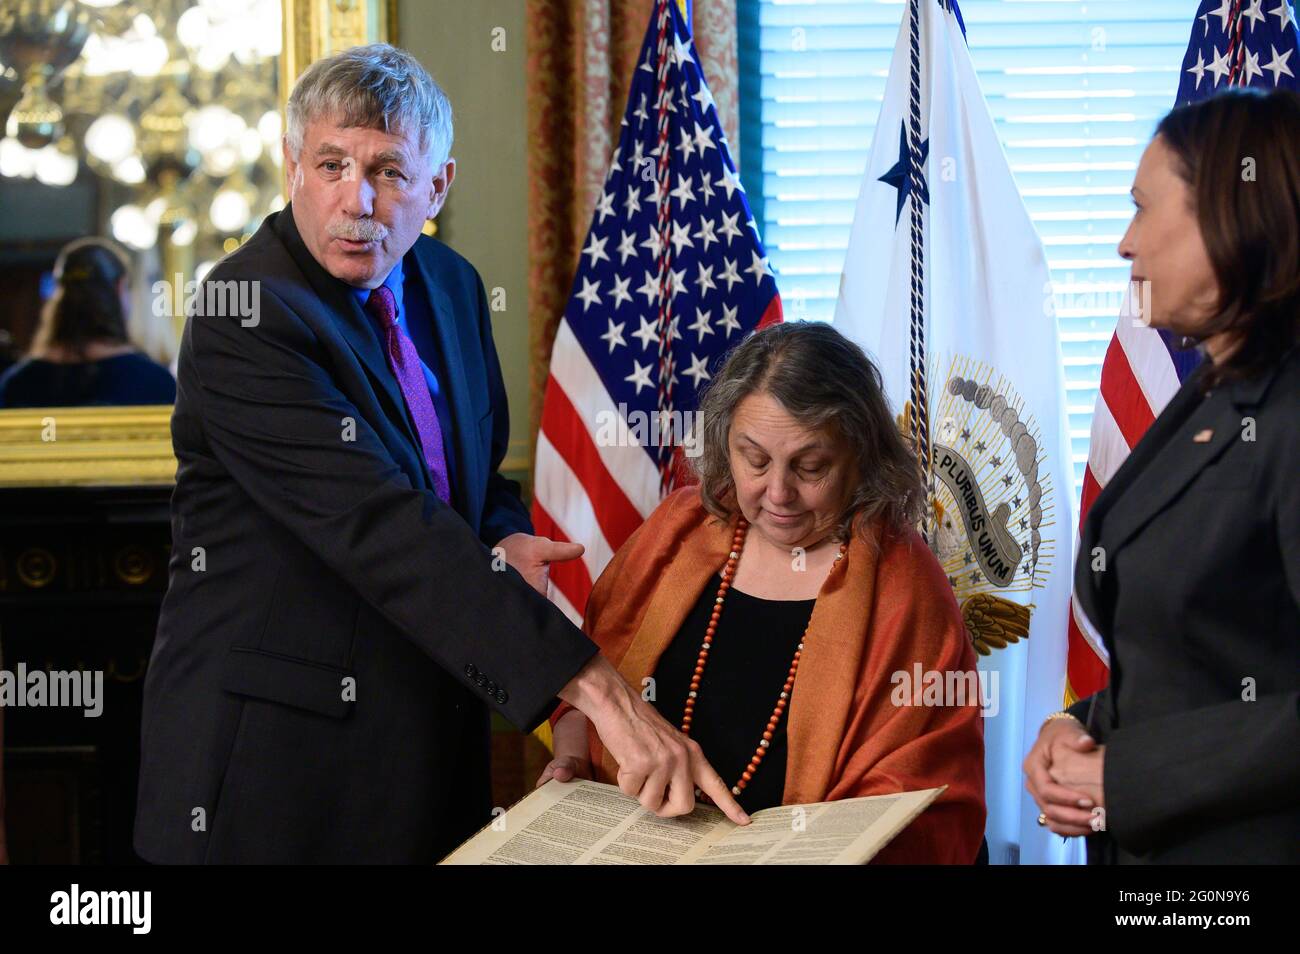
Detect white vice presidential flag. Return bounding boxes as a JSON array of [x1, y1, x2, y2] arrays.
[[834, 0, 1077, 865]]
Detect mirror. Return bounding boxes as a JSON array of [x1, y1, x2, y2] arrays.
[[0, 0, 395, 486]]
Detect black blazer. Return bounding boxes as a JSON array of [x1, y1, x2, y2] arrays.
[[134, 206, 597, 863], [1068, 345, 1300, 864]]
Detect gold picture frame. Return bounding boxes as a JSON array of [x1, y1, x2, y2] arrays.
[[281, 0, 398, 108], [0, 0, 395, 489], [0, 405, 176, 488]]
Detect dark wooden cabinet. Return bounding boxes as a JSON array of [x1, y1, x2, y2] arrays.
[[0, 483, 549, 863], [1, 485, 171, 864]]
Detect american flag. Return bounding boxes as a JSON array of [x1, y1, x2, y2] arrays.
[[531, 0, 782, 625], [1066, 0, 1300, 702]]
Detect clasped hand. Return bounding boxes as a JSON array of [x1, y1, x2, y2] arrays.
[[1023, 718, 1107, 837]]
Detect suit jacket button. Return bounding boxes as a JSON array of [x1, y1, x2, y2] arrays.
[[495, 689, 508, 705], [465, 664, 478, 679], [485, 680, 497, 693], [475, 674, 487, 687]]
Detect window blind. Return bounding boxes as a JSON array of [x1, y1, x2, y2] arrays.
[[745, 0, 1193, 492]]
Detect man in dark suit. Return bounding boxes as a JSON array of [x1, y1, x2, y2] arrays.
[[134, 44, 746, 864]]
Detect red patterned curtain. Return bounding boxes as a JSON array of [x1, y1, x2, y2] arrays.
[[524, 0, 739, 442]]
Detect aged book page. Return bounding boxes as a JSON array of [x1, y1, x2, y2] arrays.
[[439, 779, 944, 865]]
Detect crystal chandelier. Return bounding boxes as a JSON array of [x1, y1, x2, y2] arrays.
[[0, 0, 284, 273]]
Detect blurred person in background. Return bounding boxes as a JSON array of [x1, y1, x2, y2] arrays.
[[0, 237, 176, 408]]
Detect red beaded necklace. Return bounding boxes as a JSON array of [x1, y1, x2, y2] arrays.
[[682, 516, 846, 798]]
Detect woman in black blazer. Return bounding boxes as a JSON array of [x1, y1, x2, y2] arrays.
[[1024, 88, 1300, 864]]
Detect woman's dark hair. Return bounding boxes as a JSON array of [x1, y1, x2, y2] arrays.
[[31, 237, 132, 359], [1154, 88, 1300, 388], [692, 321, 924, 541]]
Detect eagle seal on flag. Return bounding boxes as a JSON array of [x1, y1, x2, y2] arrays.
[[901, 359, 1057, 657]]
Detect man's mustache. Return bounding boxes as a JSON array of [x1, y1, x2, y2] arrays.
[[328, 219, 390, 242]]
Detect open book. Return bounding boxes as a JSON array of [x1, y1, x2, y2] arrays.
[[440, 779, 945, 865]]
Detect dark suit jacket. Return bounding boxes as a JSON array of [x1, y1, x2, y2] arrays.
[[1068, 345, 1300, 864], [134, 205, 597, 863]]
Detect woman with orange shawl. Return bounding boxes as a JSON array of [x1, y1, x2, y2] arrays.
[[542, 322, 986, 863]]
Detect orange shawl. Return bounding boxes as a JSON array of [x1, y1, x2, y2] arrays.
[[553, 486, 986, 864]]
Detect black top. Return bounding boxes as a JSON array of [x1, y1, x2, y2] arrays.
[[650, 576, 815, 813], [0, 353, 176, 408]]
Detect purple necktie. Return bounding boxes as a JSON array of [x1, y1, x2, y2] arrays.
[[364, 285, 451, 503]]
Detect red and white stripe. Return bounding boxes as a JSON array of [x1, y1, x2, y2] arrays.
[[532, 322, 663, 625], [1066, 299, 1183, 701]]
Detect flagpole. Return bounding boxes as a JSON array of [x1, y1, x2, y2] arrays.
[[906, 0, 933, 540], [651, 0, 681, 495]]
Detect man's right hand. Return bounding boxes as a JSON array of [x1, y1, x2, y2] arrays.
[[559, 655, 751, 826]]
